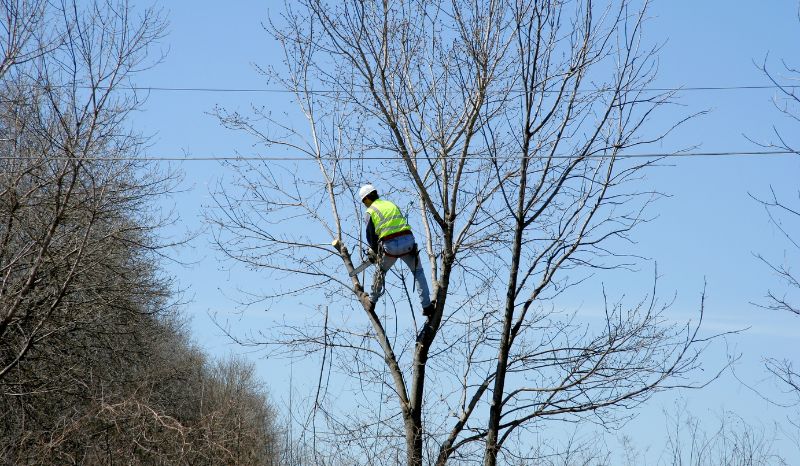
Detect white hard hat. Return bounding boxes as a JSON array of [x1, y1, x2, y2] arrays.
[[358, 184, 377, 200]]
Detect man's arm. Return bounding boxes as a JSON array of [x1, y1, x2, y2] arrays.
[[365, 213, 379, 252]]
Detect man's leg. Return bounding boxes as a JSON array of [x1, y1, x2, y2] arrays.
[[370, 255, 396, 304], [400, 252, 431, 308]]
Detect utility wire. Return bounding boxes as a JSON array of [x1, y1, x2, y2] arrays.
[[18, 83, 800, 94], [0, 150, 796, 162]]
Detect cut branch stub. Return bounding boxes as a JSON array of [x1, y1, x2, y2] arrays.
[[332, 238, 374, 310]]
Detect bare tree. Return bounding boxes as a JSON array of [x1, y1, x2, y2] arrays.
[[0, 0, 169, 385], [616, 403, 787, 466], [660, 406, 787, 466], [0, 2, 287, 464], [210, 1, 714, 464], [1, 311, 283, 464], [0, 0, 49, 77], [754, 37, 800, 316], [751, 5, 800, 409]]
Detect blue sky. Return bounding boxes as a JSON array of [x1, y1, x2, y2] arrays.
[[132, 1, 800, 461]]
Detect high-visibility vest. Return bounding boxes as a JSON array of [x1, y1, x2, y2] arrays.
[[367, 199, 411, 239]]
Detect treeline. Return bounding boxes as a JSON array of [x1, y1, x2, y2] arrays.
[[1, 311, 280, 464], [0, 1, 280, 464]]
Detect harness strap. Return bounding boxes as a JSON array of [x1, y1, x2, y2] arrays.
[[381, 230, 413, 242]]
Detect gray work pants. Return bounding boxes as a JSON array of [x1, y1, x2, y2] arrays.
[[370, 233, 432, 308]]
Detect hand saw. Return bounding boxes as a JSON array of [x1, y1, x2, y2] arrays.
[[332, 238, 375, 277], [348, 259, 374, 277]]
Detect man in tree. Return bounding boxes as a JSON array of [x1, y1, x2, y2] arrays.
[[359, 184, 435, 317]]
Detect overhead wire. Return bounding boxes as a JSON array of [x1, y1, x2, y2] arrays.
[[1, 82, 797, 163], [15, 83, 800, 94], [0, 150, 796, 162]]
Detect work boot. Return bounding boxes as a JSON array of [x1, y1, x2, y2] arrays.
[[422, 301, 436, 318]]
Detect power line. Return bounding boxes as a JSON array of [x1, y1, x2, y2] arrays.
[[140, 84, 800, 93], [0, 149, 796, 162], [23, 83, 800, 94]]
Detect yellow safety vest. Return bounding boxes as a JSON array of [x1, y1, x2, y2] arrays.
[[367, 199, 411, 239]]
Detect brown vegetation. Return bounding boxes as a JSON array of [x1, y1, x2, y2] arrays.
[[0, 1, 280, 464]]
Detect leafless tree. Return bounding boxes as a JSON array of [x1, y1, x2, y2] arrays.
[[2, 312, 283, 464], [210, 1, 715, 464], [751, 5, 800, 410], [614, 403, 787, 466], [754, 53, 800, 316], [1, 2, 283, 464], [0, 0, 49, 77], [0, 0, 169, 386], [659, 406, 786, 466]]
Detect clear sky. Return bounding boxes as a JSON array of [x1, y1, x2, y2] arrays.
[[131, 1, 800, 462]]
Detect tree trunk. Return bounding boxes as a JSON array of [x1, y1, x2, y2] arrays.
[[484, 151, 529, 466]]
